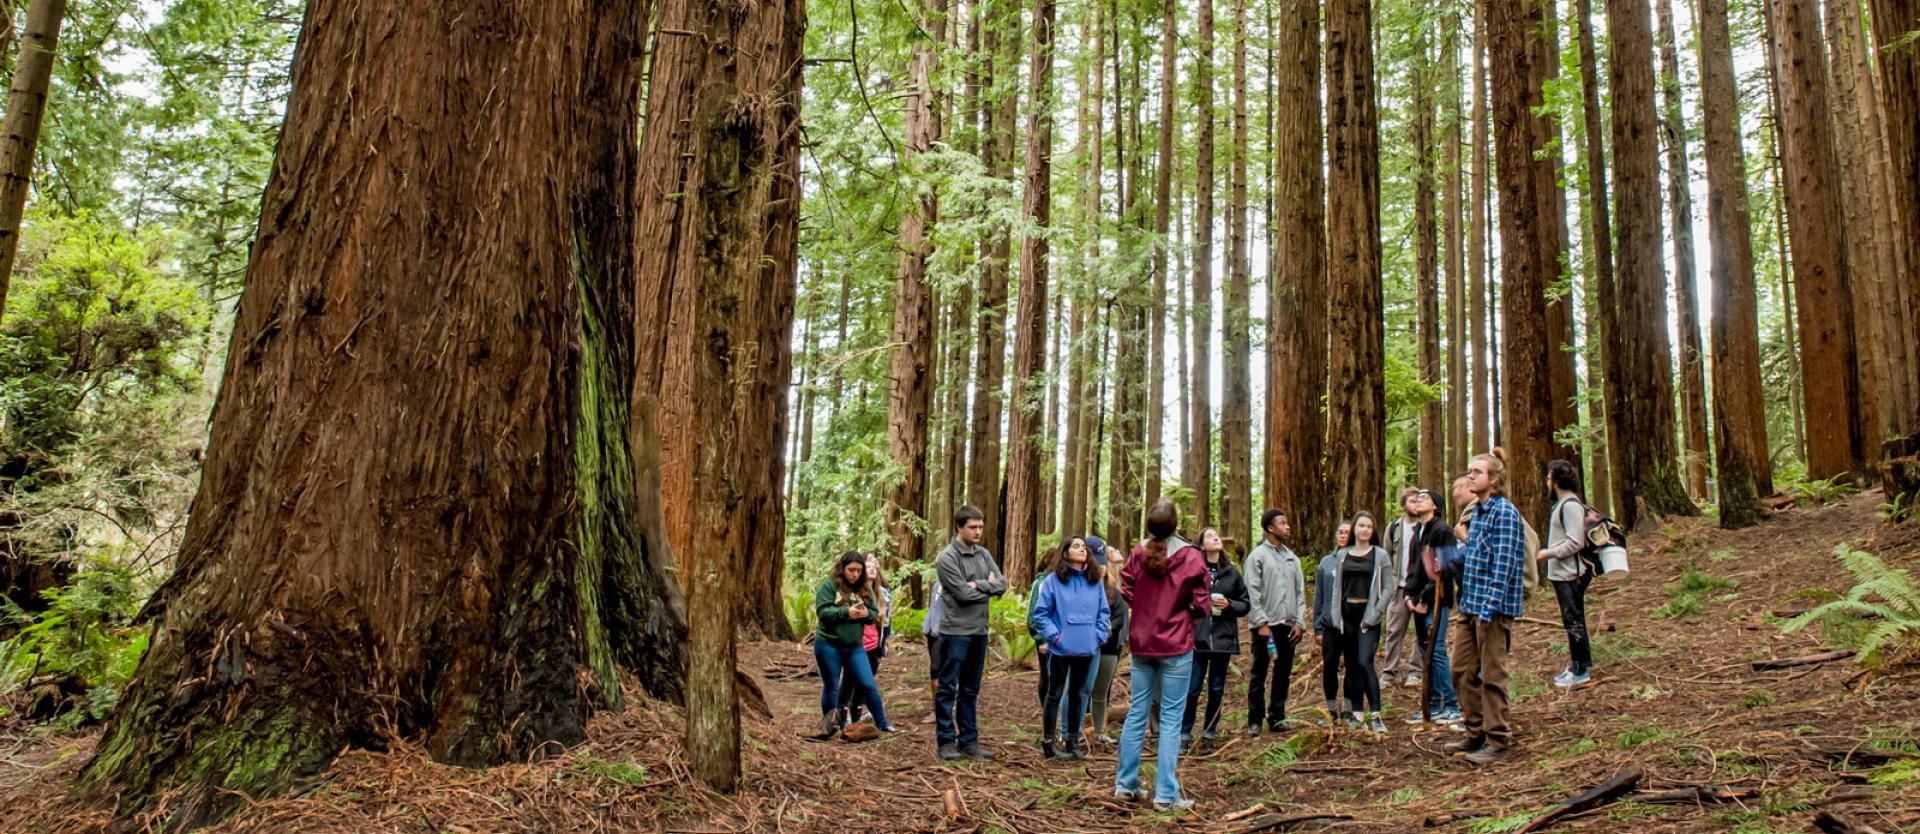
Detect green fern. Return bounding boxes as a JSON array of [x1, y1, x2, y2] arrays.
[[1782, 546, 1920, 669]]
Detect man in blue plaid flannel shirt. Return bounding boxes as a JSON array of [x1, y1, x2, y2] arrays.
[[1445, 451, 1526, 765]]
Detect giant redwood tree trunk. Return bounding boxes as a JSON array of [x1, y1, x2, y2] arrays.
[[1575, 0, 1621, 514], [1222, 0, 1253, 546], [1699, 0, 1770, 525], [1489, 0, 1558, 528], [1414, 41, 1444, 493], [1003, 0, 1053, 589], [1656, 0, 1711, 501], [1147, 0, 1175, 510], [1610, 0, 1698, 527], [1264, 0, 1329, 549], [1186, 0, 1215, 530], [1468, 9, 1490, 459], [1772, 0, 1869, 480], [1869, 0, 1920, 437], [885, 8, 941, 573], [1442, 12, 1467, 477], [967, 0, 1017, 557], [84, 0, 688, 822], [1325, 0, 1384, 522]]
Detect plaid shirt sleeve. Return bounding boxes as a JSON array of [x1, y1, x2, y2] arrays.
[[1461, 497, 1526, 621]]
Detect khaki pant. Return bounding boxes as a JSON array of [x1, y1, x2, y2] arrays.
[[1449, 613, 1514, 745], [1381, 595, 1425, 681]]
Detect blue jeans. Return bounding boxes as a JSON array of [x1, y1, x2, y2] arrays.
[[1415, 605, 1459, 712], [815, 640, 890, 729], [935, 634, 989, 746], [1115, 652, 1193, 803]]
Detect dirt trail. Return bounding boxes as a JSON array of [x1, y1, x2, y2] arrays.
[[4, 493, 1918, 833]]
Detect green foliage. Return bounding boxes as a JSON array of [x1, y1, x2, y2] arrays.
[[989, 592, 1037, 667], [891, 605, 928, 640], [1783, 546, 1920, 670], [1467, 810, 1536, 834], [1865, 757, 1920, 787], [1740, 689, 1775, 710], [570, 753, 650, 786], [1254, 731, 1325, 770], [1783, 472, 1860, 506], [785, 587, 818, 637], [0, 555, 152, 726], [1589, 633, 1651, 664], [1657, 571, 1738, 619]]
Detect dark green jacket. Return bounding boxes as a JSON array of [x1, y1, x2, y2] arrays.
[[815, 579, 876, 646]]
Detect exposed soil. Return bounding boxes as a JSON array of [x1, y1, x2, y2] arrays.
[[4, 493, 1919, 833]]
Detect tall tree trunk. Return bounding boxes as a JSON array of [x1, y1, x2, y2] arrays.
[[1222, 0, 1253, 545], [1042, 293, 1062, 535], [1468, 6, 1491, 458], [1699, 0, 1771, 524], [1062, 0, 1101, 542], [1003, 0, 1054, 588], [1415, 32, 1444, 492], [1186, 0, 1216, 529], [968, 0, 1017, 556], [1574, 0, 1620, 514], [738, 20, 803, 640], [885, 0, 941, 579], [1267, 0, 1330, 549], [1869, 0, 1920, 438], [1825, 0, 1896, 443], [1535, 0, 1580, 470], [85, 0, 693, 819], [1325, 0, 1384, 521], [1577, 181, 1614, 518], [1443, 11, 1467, 477], [1657, 0, 1711, 500], [1107, 0, 1148, 551], [1176, 173, 1191, 464], [0, 0, 65, 319], [1610, 0, 1699, 526], [1771, 0, 1869, 479], [1489, 0, 1560, 527], [1146, 0, 1175, 510]]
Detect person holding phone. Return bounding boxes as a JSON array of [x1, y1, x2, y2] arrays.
[[814, 552, 897, 737]]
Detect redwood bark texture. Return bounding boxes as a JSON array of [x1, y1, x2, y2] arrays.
[[1468, 8, 1490, 459], [1699, 0, 1771, 525], [1869, 0, 1920, 436], [1610, 0, 1698, 527], [1414, 42, 1444, 493], [1222, 0, 1253, 546], [1442, 13, 1466, 478], [1265, 0, 1330, 549], [967, 0, 1016, 557], [1576, 0, 1620, 514], [886, 13, 940, 572], [1772, 0, 1869, 480], [1002, 0, 1053, 588], [1489, 0, 1558, 527], [85, 0, 689, 821], [1656, 0, 1710, 500], [1186, 0, 1215, 530], [1325, 0, 1384, 522]]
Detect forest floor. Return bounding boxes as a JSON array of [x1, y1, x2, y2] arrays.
[[4, 492, 1920, 834]]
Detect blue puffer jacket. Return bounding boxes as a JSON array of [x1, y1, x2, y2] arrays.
[[1031, 569, 1112, 657]]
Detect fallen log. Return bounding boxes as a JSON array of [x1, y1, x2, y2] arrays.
[[1814, 810, 1885, 834], [1228, 812, 1355, 834], [1632, 785, 1759, 805], [1513, 764, 1645, 834], [1752, 649, 1856, 671], [1802, 739, 1912, 768]]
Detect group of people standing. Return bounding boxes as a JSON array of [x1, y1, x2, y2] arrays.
[[811, 447, 1605, 810]]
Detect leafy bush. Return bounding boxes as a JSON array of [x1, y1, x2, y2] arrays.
[[1, 554, 152, 726], [1783, 545, 1920, 671], [784, 586, 817, 637], [891, 605, 927, 640], [1785, 473, 1860, 506]]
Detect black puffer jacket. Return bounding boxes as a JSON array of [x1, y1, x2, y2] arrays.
[[1191, 556, 1252, 654], [1100, 586, 1131, 655]]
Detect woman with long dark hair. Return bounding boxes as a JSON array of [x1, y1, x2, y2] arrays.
[[1314, 512, 1395, 732], [1031, 536, 1111, 760], [813, 552, 897, 736], [1180, 528, 1250, 746], [837, 554, 892, 728], [1404, 490, 1462, 725], [1539, 459, 1594, 689]]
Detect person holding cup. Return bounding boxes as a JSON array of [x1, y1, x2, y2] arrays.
[[1180, 528, 1251, 746]]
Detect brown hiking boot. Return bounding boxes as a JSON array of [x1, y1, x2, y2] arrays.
[[1466, 742, 1511, 766], [1445, 734, 1485, 755]]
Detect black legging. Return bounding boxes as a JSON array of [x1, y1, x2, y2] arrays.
[[1181, 651, 1233, 736], [1554, 571, 1594, 674], [1042, 653, 1095, 743], [1340, 601, 1382, 715]]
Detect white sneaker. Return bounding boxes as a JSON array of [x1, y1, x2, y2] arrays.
[[1404, 676, 1424, 689], [1114, 787, 1147, 802], [1154, 797, 1196, 812]]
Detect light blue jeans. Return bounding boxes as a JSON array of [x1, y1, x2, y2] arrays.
[[1114, 652, 1193, 803]]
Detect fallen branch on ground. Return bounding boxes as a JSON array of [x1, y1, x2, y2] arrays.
[[1801, 739, 1913, 768], [1630, 785, 1759, 805], [1813, 810, 1885, 834], [1226, 811, 1354, 834], [1513, 764, 1644, 834], [1751, 649, 1856, 671]]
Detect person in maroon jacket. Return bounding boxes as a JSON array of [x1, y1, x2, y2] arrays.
[[1111, 499, 1212, 812]]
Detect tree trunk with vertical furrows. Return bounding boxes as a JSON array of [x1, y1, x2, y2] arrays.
[[1657, 0, 1711, 500], [1325, 0, 1384, 522], [1003, 0, 1054, 590]]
